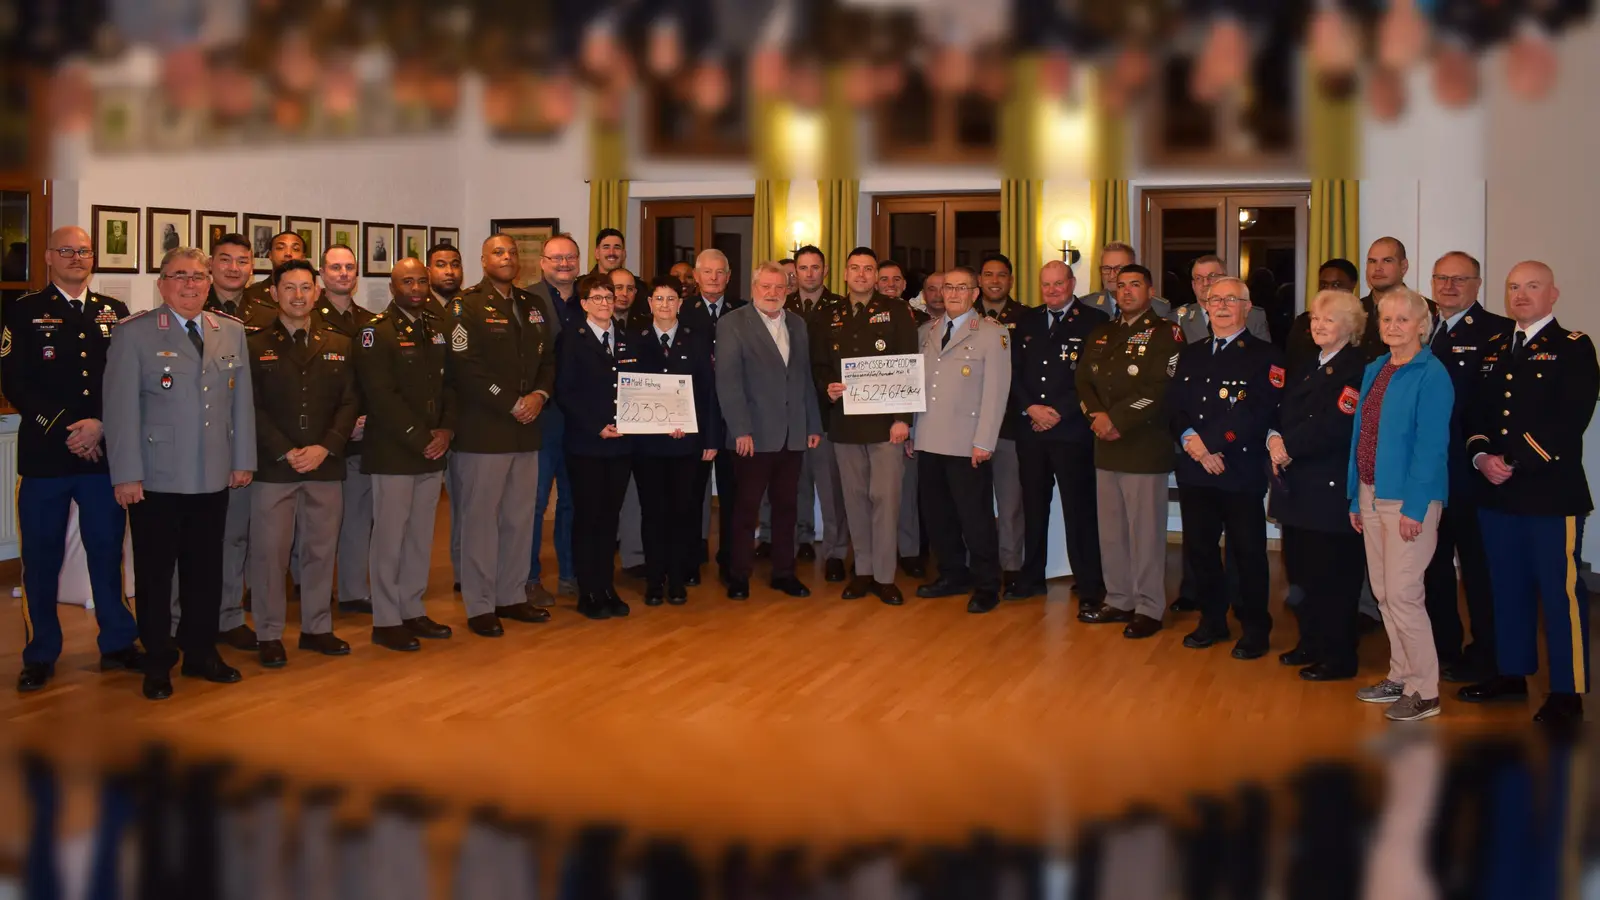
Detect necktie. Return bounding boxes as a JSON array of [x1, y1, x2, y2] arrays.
[[941, 320, 954, 349], [186, 320, 204, 355], [602, 330, 612, 356], [660, 332, 671, 353], [223, 300, 237, 317], [294, 329, 307, 348], [1213, 338, 1226, 355], [707, 302, 718, 323], [1512, 330, 1526, 359], [1050, 310, 1063, 331], [69, 298, 83, 317]]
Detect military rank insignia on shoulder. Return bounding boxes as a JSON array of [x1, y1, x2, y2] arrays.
[[0, 326, 10, 357], [1570, 331, 1586, 340], [119, 309, 151, 325]]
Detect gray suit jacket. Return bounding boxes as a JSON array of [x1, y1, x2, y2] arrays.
[[104, 304, 256, 493], [525, 279, 566, 341], [1080, 291, 1175, 322], [1174, 303, 1271, 344], [913, 313, 1012, 456], [714, 305, 820, 452]]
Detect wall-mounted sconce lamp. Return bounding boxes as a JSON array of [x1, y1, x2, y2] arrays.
[[1052, 217, 1085, 265]]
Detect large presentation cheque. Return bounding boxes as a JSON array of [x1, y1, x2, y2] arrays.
[[616, 373, 699, 434], [841, 354, 926, 415]]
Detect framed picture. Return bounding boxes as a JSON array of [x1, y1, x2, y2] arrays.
[[195, 210, 237, 255], [490, 217, 560, 289], [397, 224, 428, 263], [325, 218, 360, 257], [285, 216, 322, 263], [144, 207, 191, 272], [243, 212, 280, 273], [429, 226, 459, 252], [91, 205, 140, 273], [363, 222, 394, 276]]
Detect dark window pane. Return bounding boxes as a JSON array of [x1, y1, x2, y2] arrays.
[[1158, 208, 1220, 309], [711, 216, 753, 281], [654, 216, 696, 277], [1239, 206, 1300, 344], [1, 191, 30, 282], [952, 210, 1000, 270]]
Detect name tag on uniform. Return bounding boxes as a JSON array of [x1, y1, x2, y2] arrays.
[[485, 317, 510, 325]]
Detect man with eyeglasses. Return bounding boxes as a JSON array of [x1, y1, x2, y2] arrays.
[[204, 233, 276, 333], [520, 234, 576, 604], [1422, 251, 1509, 685], [450, 234, 558, 635], [1286, 258, 1360, 369], [104, 246, 256, 700], [1081, 242, 1175, 321], [1173, 255, 1271, 344], [6, 226, 143, 693], [240, 231, 307, 310]]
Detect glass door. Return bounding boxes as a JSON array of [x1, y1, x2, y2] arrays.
[[871, 193, 1000, 300], [640, 198, 755, 284]]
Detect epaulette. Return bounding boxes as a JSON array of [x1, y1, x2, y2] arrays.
[[211, 309, 243, 323], [368, 311, 389, 323], [118, 309, 152, 324], [1569, 331, 1586, 340]]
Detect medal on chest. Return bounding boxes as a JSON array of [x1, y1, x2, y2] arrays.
[[160, 373, 173, 390]]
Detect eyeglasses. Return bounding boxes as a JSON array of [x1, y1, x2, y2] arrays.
[[52, 247, 94, 259], [1431, 274, 1479, 286], [649, 294, 680, 302], [584, 294, 615, 303], [1208, 295, 1245, 305], [941, 285, 977, 294], [1193, 272, 1227, 283], [544, 254, 579, 263], [162, 272, 211, 286], [1098, 265, 1122, 274]]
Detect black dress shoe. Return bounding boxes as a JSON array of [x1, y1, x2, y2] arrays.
[[622, 565, 649, 580], [180, 657, 243, 683], [1123, 614, 1163, 639], [100, 646, 145, 672], [770, 576, 812, 598], [605, 591, 631, 617], [1182, 628, 1228, 649], [1457, 676, 1530, 703], [899, 556, 926, 578], [1231, 639, 1269, 660], [143, 674, 173, 701], [917, 577, 973, 599], [467, 613, 504, 637], [338, 599, 374, 615], [453, 582, 462, 593], [1534, 692, 1584, 727], [298, 632, 352, 656], [1439, 662, 1482, 684], [684, 570, 702, 587], [796, 543, 817, 561], [1078, 605, 1134, 624], [967, 590, 1001, 614], [576, 594, 613, 620], [496, 602, 552, 624], [218, 624, 260, 651], [373, 626, 422, 652], [753, 541, 773, 559], [1004, 581, 1045, 601], [841, 574, 874, 599], [258, 639, 288, 668], [403, 616, 451, 639], [644, 582, 666, 606], [1278, 647, 1314, 667], [1298, 663, 1357, 681], [1002, 570, 1021, 592], [824, 558, 847, 582], [1077, 597, 1100, 616], [667, 582, 688, 605], [1169, 596, 1201, 613], [17, 664, 53, 693], [727, 580, 751, 600], [876, 583, 905, 606]]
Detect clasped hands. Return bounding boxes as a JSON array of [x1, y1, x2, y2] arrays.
[[511, 392, 546, 424], [1183, 433, 1226, 476]]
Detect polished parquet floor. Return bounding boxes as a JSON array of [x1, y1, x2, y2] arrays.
[[0, 496, 1567, 871]]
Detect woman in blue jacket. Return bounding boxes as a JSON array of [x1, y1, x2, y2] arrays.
[[1347, 288, 1453, 721]]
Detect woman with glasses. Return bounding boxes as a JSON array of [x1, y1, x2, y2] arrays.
[[629, 277, 721, 605], [555, 273, 637, 620]]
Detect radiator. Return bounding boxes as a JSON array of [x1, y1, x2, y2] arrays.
[[0, 416, 17, 560]]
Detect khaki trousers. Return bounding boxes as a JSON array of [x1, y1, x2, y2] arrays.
[[1357, 484, 1443, 700]]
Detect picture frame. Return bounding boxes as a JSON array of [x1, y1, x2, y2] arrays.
[[284, 215, 322, 263], [243, 212, 280, 273], [144, 207, 191, 272], [429, 226, 459, 252], [363, 222, 394, 277], [397, 224, 428, 263], [195, 210, 238, 256], [325, 218, 360, 257], [91, 204, 140, 273], [490, 217, 560, 289]]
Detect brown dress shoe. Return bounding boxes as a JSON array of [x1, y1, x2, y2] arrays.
[[1078, 604, 1134, 624], [372, 626, 421, 652], [1122, 614, 1162, 639], [524, 582, 556, 608], [467, 613, 504, 637], [218, 624, 260, 651], [297, 632, 351, 656], [258, 639, 288, 668], [841, 574, 875, 599], [496, 602, 551, 624], [403, 616, 452, 639]]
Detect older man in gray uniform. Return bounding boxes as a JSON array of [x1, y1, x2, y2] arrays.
[[105, 246, 256, 700]]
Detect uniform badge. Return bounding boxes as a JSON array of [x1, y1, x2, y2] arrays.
[[0, 326, 9, 358], [1000, 333, 1009, 349], [1224, 431, 1237, 443], [1325, 365, 1333, 374], [961, 365, 971, 376], [42, 346, 54, 360], [451, 323, 468, 351], [1338, 386, 1359, 414], [529, 308, 544, 324], [969, 318, 980, 330], [1464, 315, 1473, 325], [1218, 388, 1229, 399], [157, 313, 170, 330], [99, 324, 110, 337], [228, 377, 234, 390], [1268, 365, 1285, 388], [160, 373, 173, 389], [361, 328, 375, 348], [1128, 364, 1139, 376], [875, 338, 886, 351], [432, 332, 446, 345], [1171, 324, 1182, 341]]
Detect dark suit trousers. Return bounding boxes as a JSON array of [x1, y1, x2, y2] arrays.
[[567, 453, 633, 596], [1423, 497, 1495, 670], [635, 454, 702, 586], [704, 442, 740, 568], [1017, 439, 1104, 598], [1178, 486, 1271, 640], [730, 450, 803, 580], [129, 489, 230, 674], [1282, 524, 1366, 671], [919, 452, 1001, 592]]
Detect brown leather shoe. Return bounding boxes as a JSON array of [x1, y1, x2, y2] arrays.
[[524, 582, 556, 608], [218, 624, 260, 651], [1122, 614, 1162, 639], [258, 640, 288, 668], [372, 626, 421, 652], [841, 574, 874, 599], [403, 616, 452, 639], [875, 583, 905, 606], [496, 602, 551, 624], [1078, 604, 1134, 624], [467, 613, 504, 637], [297, 632, 351, 656]]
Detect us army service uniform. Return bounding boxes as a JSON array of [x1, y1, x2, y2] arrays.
[[314, 298, 378, 609]]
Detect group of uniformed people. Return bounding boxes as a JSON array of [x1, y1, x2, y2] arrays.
[[6, 224, 1593, 723]]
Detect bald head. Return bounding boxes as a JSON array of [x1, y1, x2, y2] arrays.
[[46, 225, 94, 292], [1039, 260, 1076, 309], [481, 234, 520, 289], [1506, 260, 1560, 326], [389, 257, 430, 311]]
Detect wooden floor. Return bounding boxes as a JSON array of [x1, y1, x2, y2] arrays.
[[0, 497, 1563, 871]]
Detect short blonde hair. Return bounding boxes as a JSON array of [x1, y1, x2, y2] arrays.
[[1376, 287, 1430, 323], [1311, 290, 1367, 345]]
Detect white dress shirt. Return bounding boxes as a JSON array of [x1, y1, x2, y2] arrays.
[[759, 308, 789, 364]]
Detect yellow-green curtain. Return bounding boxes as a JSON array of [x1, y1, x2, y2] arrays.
[[1307, 180, 1360, 303], [1001, 180, 1044, 307], [818, 180, 858, 296], [587, 179, 629, 268], [1302, 54, 1360, 305], [1087, 180, 1130, 293], [753, 179, 791, 273]]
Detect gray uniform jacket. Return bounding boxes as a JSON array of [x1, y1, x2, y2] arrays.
[[714, 304, 821, 453], [913, 312, 1012, 457], [104, 304, 256, 493], [1173, 303, 1271, 343]]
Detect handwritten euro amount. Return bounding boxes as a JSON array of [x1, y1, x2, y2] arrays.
[[619, 401, 677, 424], [847, 383, 922, 403]]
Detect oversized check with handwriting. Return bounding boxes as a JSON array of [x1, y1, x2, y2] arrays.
[[616, 373, 699, 434], [841, 354, 926, 415]]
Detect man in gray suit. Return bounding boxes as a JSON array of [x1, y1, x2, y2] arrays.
[[715, 262, 822, 600], [1173, 254, 1271, 343], [1081, 242, 1175, 321], [104, 246, 257, 700]]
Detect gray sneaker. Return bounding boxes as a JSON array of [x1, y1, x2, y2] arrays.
[[1386, 693, 1442, 721], [1357, 679, 1405, 703], [524, 582, 555, 608], [557, 577, 580, 597]]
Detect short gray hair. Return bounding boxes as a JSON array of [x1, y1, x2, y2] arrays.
[[1205, 276, 1250, 302], [696, 248, 729, 270], [1377, 287, 1431, 322], [1101, 241, 1136, 259], [750, 260, 787, 288], [159, 247, 209, 275], [1310, 290, 1367, 345]]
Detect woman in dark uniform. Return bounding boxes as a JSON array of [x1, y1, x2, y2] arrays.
[[630, 277, 721, 605], [1268, 290, 1369, 681], [556, 273, 636, 620]]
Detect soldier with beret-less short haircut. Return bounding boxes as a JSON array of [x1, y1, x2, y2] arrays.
[[104, 246, 257, 700], [240, 230, 306, 310]]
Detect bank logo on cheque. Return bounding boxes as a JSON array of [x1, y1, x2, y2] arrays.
[[843, 362, 856, 371]]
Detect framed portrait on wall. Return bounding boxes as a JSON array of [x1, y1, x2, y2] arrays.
[[195, 210, 238, 255], [397, 224, 428, 262], [243, 212, 280, 272], [285, 215, 322, 263], [91, 204, 140, 273], [325, 218, 360, 256], [490, 217, 560, 289], [429, 226, 459, 252], [363, 222, 394, 276], [144, 207, 190, 272]]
